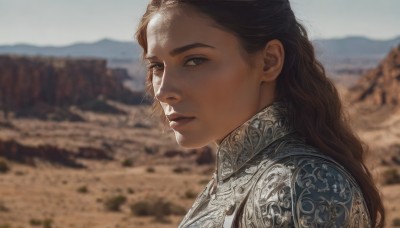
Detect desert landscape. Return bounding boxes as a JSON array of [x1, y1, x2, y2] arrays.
[[0, 104, 215, 228], [0, 43, 400, 228]]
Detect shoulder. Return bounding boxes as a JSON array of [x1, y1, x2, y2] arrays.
[[289, 156, 371, 227], [238, 155, 371, 227]]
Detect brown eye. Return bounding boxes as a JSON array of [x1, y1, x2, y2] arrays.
[[185, 57, 207, 66]]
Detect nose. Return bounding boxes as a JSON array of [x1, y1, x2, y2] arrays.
[[153, 68, 182, 104]]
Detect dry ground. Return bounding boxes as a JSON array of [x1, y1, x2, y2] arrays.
[[0, 104, 213, 228], [0, 96, 400, 227], [0, 162, 210, 228]]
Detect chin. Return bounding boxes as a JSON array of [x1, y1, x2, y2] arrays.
[[174, 132, 209, 149]]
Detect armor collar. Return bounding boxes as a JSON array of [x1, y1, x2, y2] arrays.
[[216, 102, 294, 182]]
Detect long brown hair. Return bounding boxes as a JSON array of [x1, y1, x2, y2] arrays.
[[135, 0, 385, 226]]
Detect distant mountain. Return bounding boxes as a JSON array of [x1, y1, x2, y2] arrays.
[[1, 36, 399, 90], [312, 36, 400, 78], [313, 36, 400, 58], [0, 38, 142, 60], [1, 36, 399, 61]]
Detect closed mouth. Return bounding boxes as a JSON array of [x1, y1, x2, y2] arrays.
[[167, 115, 196, 129], [166, 113, 195, 122], [171, 116, 195, 121]]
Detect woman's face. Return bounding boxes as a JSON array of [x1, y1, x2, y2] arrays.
[[146, 5, 276, 148]]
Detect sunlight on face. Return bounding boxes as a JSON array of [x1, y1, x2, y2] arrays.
[[145, 5, 273, 148]]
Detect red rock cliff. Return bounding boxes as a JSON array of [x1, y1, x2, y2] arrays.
[[351, 44, 400, 106], [0, 55, 146, 112]]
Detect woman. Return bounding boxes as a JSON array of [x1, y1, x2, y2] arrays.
[[135, 0, 385, 227]]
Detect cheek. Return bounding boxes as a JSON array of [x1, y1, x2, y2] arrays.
[[201, 64, 253, 105], [193, 63, 257, 125]]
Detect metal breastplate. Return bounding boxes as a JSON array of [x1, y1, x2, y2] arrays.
[[178, 103, 371, 228]]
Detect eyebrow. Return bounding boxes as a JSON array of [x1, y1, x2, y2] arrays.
[[145, 43, 215, 60]]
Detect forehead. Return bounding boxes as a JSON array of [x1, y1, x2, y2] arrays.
[[146, 5, 240, 56]]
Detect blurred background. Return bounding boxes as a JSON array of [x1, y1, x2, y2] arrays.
[[0, 0, 399, 227]]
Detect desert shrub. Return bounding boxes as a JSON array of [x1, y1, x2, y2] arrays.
[[184, 189, 198, 199], [146, 166, 155, 173], [0, 201, 9, 212], [77, 186, 88, 194], [172, 166, 191, 174], [393, 218, 400, 227], [156, 198, 186, 216], [130, 197, 186, 223], [130, 201, 152, 216], [382, 168, 400, 185], [103, 195, 127, 212], [14, 170, 25, 176], [29, 219, 42, 226], [127, 187, 135, 194], [0, 160, 10, 174], [29, 218, 53, 228], [43, 219, 53, 228], [144, 145, 159, 155], [121, 159, 134, 167]]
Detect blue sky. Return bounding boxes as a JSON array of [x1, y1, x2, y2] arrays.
[[0, 0, 399, 46]]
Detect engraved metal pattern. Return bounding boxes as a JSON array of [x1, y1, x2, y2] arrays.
[[217, 102, 293, 183], [178, 103, 371, 228]]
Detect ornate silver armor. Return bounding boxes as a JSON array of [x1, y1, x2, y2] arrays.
[[178, 102, 371, 228]]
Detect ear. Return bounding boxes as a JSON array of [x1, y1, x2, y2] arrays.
[[259, 39, 285, 83]]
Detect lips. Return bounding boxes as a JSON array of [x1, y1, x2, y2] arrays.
[[166, 113, 195, 129]]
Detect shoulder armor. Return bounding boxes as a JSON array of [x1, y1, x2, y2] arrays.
[[239, 156, 371, 228]]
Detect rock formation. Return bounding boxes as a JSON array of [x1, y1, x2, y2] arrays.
[[0, 139, 112, 168], [351, 44, 400, 106], [0, 55, 148, 115]]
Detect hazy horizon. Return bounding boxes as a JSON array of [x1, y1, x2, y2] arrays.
[[1, 0, 399, 46], [1, 35, 400, 48]]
